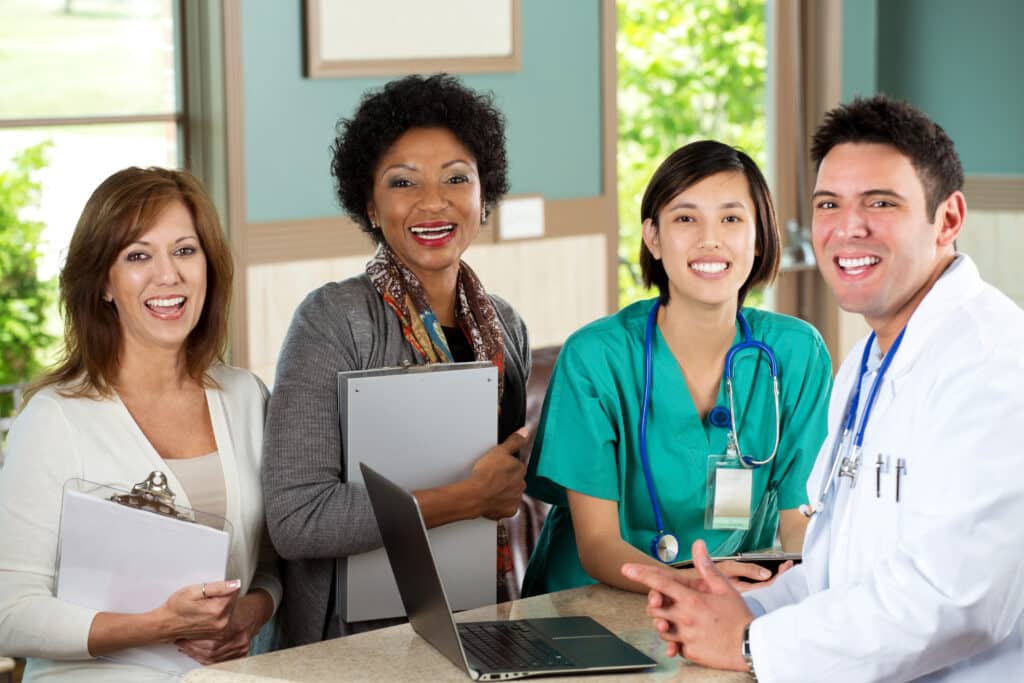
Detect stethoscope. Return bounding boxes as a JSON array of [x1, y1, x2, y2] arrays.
[[639, 301, 781, 563], [800, 327, 906, 518]]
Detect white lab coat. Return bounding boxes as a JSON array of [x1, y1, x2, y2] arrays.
[[746, 255, 1024, 682]]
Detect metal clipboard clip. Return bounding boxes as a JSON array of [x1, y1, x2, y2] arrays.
[[81, 470, 228, 530], [108, 470, 195, 523]]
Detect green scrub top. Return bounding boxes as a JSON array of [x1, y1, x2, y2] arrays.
[[522, 298, 832, 597]]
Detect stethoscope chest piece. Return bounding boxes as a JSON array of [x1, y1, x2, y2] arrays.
[[651, 531, 680, 564]]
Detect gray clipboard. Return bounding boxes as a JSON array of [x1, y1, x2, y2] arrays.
[[337, 362, 497, 622]]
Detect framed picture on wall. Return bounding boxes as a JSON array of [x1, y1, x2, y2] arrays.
[[304, 0, 521, 78]]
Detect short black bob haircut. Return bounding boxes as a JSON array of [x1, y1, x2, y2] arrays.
[[639, 140, 781, 307], [811, 95, 963, 218], [330, 73, 510, 242]]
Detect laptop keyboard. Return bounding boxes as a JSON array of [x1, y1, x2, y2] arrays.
[[458, 621, 575, 671]]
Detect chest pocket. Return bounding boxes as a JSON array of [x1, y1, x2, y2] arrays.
[[860, 387, 917, 553], [828, 382, 916, 585]]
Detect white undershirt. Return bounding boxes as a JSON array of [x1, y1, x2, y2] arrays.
[[163, 452, 226, 528]]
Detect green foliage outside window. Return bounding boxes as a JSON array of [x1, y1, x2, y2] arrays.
[[618, 0, 767, 307], [0, 142, 56, 414]]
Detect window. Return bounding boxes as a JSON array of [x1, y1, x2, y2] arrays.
[[616, 0, 769, 308], [0, 0, 183, 281]]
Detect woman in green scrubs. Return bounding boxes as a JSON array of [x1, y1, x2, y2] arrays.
[[523, 141, 832, 596]]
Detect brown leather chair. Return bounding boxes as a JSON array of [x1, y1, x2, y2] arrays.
[[0, 656, 15, 683], [503, 346, 561, 600]]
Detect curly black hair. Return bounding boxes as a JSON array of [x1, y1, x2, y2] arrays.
[[330, 73, 510, 242], [811, 95, 963, 217]]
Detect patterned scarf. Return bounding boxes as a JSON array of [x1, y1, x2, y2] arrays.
[[366, 242, 506, 402]]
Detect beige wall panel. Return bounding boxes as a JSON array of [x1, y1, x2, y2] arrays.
[[991, 211, 1024, 304], [836, 309, 871, 365], [244, 234, 607, 385], [959, 211, 999, 278], [463, 234, 608, 350], [246, 253, 372, 385], [959, 209, 1024, 307]]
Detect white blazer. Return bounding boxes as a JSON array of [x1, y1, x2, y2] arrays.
[[0, 364, 281, 682], [746, 255, 1024, 682]]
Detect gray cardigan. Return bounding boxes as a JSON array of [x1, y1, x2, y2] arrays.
[[263, 273, 530, 648]]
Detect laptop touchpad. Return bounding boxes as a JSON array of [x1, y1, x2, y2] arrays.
[[552, 634, 641, 666], [527, 616, 644, 667]]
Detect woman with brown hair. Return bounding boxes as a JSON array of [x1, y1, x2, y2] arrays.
[[0, 167, 280, 681]]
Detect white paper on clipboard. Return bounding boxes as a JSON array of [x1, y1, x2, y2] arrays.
[[337, 362, 497, 622], [56, 476, 231, 675]]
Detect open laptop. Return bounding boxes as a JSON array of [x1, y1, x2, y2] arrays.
[[361, 462, 657, 681]]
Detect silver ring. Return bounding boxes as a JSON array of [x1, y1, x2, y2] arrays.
[[201, 582, 207, 599]]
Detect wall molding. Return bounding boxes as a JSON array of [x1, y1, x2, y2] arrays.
[[600, 0, 619, 312], [964, 176, 1024, 212], [223, 0, 249, 367], [244, 196, 614, 266]]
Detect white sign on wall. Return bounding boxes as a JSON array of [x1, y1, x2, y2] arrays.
[[305, 0, 521, 78]]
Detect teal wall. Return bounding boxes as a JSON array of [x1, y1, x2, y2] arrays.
[[241, 1, 603, 223], [841, 0, 878, 100], [844, 0, 1023, 175]]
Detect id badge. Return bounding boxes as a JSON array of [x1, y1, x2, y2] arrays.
[[705, 454, 752, 530]]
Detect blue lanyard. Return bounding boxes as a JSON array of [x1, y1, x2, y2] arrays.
[[845, 327, 907, 449]]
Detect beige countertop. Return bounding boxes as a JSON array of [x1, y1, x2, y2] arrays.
[[184, 584, 750, 682]]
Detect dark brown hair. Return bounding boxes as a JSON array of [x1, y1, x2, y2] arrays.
[[639, 140, 781, 306], [811, 95, 964, 216], [26, 167, 233, 401]]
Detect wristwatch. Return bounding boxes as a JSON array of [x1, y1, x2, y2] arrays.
[[741, 621, 757, 680]]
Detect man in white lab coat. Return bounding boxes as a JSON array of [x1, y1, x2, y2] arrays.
[[622, 95, 1024, 681]]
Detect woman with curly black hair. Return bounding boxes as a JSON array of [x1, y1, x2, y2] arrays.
[[262, 74, 531, 648]]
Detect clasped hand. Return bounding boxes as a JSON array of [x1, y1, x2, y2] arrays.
[[156, 579, 263, 665], [622, 540, 789, 671]]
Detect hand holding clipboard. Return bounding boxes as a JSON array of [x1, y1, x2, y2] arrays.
[[56, 472, 234, 674]]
